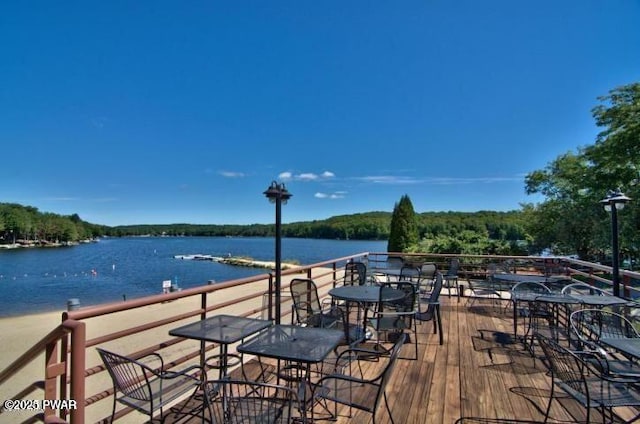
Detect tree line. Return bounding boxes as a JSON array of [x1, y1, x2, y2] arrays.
[[0, 203, 107, 245], [0, 201, 527, 252]]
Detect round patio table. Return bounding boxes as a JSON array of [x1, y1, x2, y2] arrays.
[[328, 285, 405, 339], [329, 285, 405, 304]]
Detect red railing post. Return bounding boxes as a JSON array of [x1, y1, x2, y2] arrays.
[[66, 320, 86, 424]]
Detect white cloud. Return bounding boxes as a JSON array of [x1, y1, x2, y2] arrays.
[[357, 175, 420, 184], [279, 170, 336, 181], [219, 171, 245, 178], [355, 174, 523, 185], [315, 191, 346, 199], [278, 172, 293, 181], [298, 173, 318, 181]]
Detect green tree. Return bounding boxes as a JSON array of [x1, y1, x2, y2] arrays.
[[387, 195, 418, 253], [525, 82, 640, 263]]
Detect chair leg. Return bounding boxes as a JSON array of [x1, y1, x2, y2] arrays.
[[543, 382, 554, 423], [383, 391, 395, 424], [436, 305, 443, 345], [110, 395, 117, 423]]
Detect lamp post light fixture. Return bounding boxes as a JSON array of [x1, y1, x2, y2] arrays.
[[600, 189, 631, 297], [264, 181, 292, 324]]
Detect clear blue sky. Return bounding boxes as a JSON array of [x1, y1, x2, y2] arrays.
[[1, 1, 639, 226]]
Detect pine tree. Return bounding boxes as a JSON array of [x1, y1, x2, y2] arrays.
[[387, 194, 418, 253]]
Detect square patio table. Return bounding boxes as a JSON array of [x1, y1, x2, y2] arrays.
[[237, 324, 344, 414], [169, 314, 272, 378]]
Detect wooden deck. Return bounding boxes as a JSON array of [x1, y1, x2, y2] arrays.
[[171, 295, 638, 424]]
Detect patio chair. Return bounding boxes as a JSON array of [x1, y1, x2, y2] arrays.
[[96, 347, 208, 423], [465, 265, 502, 309], [416, 271, 444, 345], [208, 379, 301, 423], [511, 282, 552, 355], [536, 333, 640, 424], [443, 258, 460, 297], [343, 261, 367, 286], [290, 278, 334, 327], [367, 281, 418, 359], [312, 333, 406, 424], [570, 308, 640, 379]]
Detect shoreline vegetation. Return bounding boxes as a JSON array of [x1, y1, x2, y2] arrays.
[[0, 238, 98, 249]]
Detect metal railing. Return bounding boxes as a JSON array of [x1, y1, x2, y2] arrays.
[[2, 251, 640, 423]]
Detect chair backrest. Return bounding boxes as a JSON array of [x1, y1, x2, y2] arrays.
[[419, 273, 443, 320], [419, 263, 437, 280], [97, 348, 155, 402], [536, 334, 588, 399], [209, 379, 299, 423], [343, 261, 367, 286], [399, 265, 421, 283], [511, 281, 551, 295], [446, 258, 460, 276], [290, 278, 322, 325], [386, 256, 404, 270], [562, 282, 611, 296], [381, 281, 416, 313], [570, 308, 640, 348]]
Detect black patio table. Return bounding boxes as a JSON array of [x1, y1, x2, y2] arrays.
[[329, 285, 405, 337], [599, 337, 640, 360], [169, 314, 272, 378]]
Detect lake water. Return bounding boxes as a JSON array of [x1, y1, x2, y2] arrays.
[[0, 237, 386, 317]]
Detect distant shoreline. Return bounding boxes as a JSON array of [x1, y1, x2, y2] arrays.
[[0, 239, 98, 250]]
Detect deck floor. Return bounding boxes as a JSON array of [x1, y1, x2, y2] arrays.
[[170, 295, 636, 424]]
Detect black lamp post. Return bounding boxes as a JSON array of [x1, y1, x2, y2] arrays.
[[600, 189, 631, 297], [264, 181, 292, 324]]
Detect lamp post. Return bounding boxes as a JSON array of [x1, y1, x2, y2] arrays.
[[264, 181, 292, 324], [600, 189, 631, 297]]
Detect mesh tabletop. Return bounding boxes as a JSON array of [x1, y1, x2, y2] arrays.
[[570, 294, 630, 306], [328, 285, 405, 303], [493, 274, 550, 284], [169, 314, 272, 344], [237, 325, 344, 364], [600, 338, 640, 359]]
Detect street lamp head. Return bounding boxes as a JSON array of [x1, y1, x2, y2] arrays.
[[263, 181, 292, 204], [601, 189, 631, 212]]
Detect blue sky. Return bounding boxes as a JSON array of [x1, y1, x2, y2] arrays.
[[1, 1, 639, 226]]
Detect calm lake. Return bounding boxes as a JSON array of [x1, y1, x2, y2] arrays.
[[0, 237, 386, 317]]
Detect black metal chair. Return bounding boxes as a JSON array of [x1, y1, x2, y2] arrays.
[[343, 261, 367, 286], [289, 278, 362, 379], [537, 333, 640, 423], [511, 282, 553, 355], [443, 258, 460, 297], [416, 272, 444, 345], [208, 379, 301, 423], [312, 333, 406, 424], [96, 347, 208, 423], [570, 308, 640, 379], [290, 278, 334, 328], [367, 281, 418, 359]]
